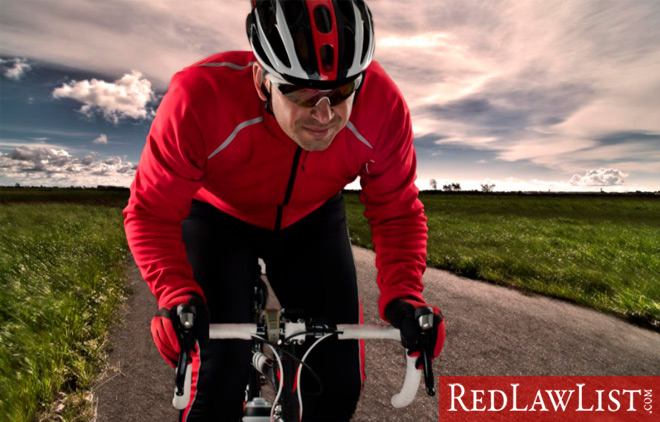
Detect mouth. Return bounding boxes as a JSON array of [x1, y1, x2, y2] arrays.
[[303, 126, 332, 137]]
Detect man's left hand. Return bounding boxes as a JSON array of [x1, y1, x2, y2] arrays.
[[384, 297, 445, 367]]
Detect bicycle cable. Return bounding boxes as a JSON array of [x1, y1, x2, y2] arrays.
[[297, 333, 333, 420], [250, 335, 324, 396], [264, 343, 283, 422]]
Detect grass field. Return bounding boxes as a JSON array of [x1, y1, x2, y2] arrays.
[[0, 203, 130, 421], [344, 192, 660, 329]]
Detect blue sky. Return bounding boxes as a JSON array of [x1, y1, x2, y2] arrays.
[[1, 0, 659, 191]]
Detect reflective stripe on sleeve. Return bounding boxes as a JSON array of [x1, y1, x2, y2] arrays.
[[197, 61, 255, 70], [346, 121, 373, 149], [208, 116, 264, 159]]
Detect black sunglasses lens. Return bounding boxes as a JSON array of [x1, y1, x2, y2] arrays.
[[277, 78, 359, 107]]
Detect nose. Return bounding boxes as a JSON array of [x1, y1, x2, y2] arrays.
[[310, 97, 334, 124]]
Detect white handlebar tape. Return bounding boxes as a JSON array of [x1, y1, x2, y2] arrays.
[[172, 364, 193, 410], [203, 323, 421, 409], [284, 321, 306, 339], [391, 355, 422, 408], [209, 323, 257, 340], [335, 325, 400, 341]]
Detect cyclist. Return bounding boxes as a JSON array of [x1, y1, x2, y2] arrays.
[[123, 1, 445, 421]]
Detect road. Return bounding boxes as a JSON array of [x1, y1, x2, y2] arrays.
[[93, 246, 660, 421]]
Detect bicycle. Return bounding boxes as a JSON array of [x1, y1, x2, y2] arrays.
[[170, 276, 437, 421]]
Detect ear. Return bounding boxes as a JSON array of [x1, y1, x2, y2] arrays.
[[253, 63, 268, 101]]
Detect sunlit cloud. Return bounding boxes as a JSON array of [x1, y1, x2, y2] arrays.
[[93, 134, 108, 145], [0, 146, 136, 187], [52, 71, 156, 124], [379, 33, 454, 48], [570, 168, 627, 187], [0, 58, 31, 80]]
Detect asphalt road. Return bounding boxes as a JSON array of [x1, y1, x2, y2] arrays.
[[93, 246, 660, 421]]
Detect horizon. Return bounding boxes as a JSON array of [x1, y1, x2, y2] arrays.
[[3, 184, 658, 195], [1, 1, 659, 192]]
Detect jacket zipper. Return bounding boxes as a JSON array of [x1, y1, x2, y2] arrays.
[[275, 146, 303, 230]]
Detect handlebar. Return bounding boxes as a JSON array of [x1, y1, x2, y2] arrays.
[[172, 322, 429, 410]]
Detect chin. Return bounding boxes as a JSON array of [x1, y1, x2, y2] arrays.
[[297, 140, 331, 152], [295, 133, 336, 152]]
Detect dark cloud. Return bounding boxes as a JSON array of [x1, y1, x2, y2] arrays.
[[596, 131, 660, 146], [421, 77, 595, 139], [423, 97, 531, 130]]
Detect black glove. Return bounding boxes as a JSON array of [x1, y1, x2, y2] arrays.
[[384, 297, 445, 364], [151, 294, 210, 367]]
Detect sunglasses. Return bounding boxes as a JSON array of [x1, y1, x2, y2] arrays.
[[267, 74, 362, 108]]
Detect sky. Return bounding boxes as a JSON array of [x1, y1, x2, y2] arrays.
[[1, 0, 659, 192]]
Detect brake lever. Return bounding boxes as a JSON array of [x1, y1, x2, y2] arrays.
[[420, 348, 435, 396], [174, 306, 196, 397], [416, 309, 436, 396]]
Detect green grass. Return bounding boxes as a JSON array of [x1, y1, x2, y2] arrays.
[[344, 192, 660, 329], [0, 203, 130, 421]]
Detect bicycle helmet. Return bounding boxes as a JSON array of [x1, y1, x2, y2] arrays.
[[246, 0, 375, 90]]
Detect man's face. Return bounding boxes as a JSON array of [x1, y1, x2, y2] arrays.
[[254, 65, 354, 152]]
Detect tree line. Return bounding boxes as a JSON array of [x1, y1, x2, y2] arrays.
[[429, 179, 495, 192]]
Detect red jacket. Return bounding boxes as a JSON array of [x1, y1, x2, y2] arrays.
[[123, 51, 428, 318]]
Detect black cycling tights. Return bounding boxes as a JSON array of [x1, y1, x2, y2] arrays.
[[179, 194, 363, 422]]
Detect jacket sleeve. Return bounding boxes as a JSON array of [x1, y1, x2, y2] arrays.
[[359, 94, 428, 320], [123, 71, 207, 308]]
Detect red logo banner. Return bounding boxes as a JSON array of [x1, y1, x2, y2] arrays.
[[438, 376, 658, 421]]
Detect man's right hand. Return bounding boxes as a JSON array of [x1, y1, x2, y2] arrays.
[[150, 294, 210, 367]]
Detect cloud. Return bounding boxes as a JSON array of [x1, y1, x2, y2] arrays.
[[570, 168, 627, 187], [0, 1, 251, 89], [0, 58, 31, 80], [93, 134, 108, 145], [52, 70, 156, 123], [1, 1, 659, 190], [371, 0, 660, 180], [0, 146, 136, 187]]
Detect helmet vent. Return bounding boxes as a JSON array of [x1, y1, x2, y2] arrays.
[[320, 44, 334, 73], [294, 28, 317, 76], [314, 6, 333, 34], [283, 1, 304, 25], [256, 3, 291, 68]]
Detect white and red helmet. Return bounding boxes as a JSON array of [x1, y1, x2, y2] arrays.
[[246, 0, 375, 89]]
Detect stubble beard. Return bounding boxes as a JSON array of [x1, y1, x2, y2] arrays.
[[293, 118, 342, 151]]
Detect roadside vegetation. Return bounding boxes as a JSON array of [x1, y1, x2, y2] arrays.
[[0, 202, 130, 421], [344, 192, 660, 329]]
